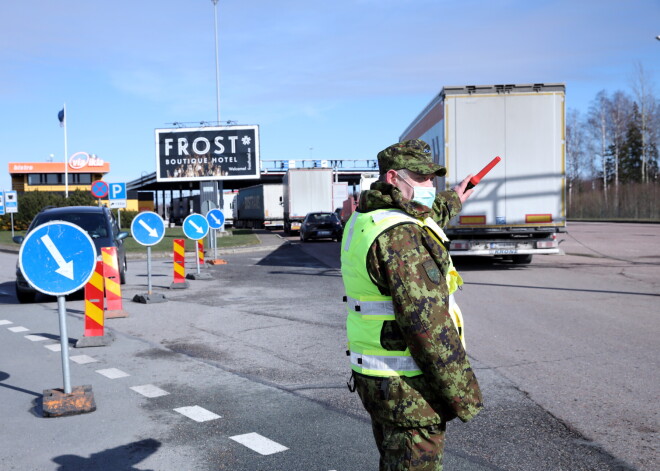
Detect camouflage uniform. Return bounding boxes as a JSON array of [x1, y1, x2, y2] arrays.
[[342, 140, 483, 471]]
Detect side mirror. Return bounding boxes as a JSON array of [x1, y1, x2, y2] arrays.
[[116, 231, 129, 241], [12, 236, 24, 244]]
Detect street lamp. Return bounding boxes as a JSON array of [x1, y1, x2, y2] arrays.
[[212, 0, 221, 124]]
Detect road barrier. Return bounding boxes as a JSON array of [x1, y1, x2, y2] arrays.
[[102, 247, 128, 318], [170, 239, 189, 289], [197, 240, 204, 266], [75, 261, 113, 347]]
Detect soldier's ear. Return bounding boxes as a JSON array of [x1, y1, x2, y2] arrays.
[[385, 170, 399, 186]]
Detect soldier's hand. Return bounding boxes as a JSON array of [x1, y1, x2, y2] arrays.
[[454, 175, 474, 204]]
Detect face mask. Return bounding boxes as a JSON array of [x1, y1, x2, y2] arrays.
[[398, 174, 436, 208]]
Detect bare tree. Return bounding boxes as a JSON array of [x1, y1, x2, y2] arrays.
[[566, 108, 587, 209], [631, 62, 658, 183], [587, 91, 611, 202]]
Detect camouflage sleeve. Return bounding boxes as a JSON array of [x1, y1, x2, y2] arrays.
[[431, 190, 462, 228], [368, 223, 483, 422]]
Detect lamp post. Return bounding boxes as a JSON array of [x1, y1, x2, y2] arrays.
[[212, 0, 221, 124]]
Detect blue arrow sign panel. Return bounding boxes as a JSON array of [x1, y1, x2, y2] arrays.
[[183, 213, 209, 240], [131, 211, 166, 246], [109, 182, 127, 200], [206, 209, 225, 229], [19, 221, 97, 296]]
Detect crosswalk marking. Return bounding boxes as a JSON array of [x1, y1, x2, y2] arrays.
[[229, 433, 288, 455], [130, 384, 169, 398], [70, 355, 98, 364], [45, 344, 62, 352], [8, 326, 29, 332], [174, 406, 220, 422], [0, 320, 12, 325], [25, 335, 49, 342], [96, 368, 130, 379]]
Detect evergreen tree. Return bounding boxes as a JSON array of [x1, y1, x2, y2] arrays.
[[619, 103, 644, 183]]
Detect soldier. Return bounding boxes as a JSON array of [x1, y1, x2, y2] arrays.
[[341, 139, 483, 470]]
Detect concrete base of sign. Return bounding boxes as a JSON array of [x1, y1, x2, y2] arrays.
[[207, 259, 228, 265], [75, 331, 114, 348], [186, 272, 213, 280], [169, 281, 189, 289], [105, 309, 129, 319], [42, 385, 96, 417], [132, 293, 167, 304]]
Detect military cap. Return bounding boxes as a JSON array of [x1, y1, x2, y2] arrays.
[[377, 139, 446, 176]]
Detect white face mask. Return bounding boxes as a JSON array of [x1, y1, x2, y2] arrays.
[[398, 174, 436, 208]]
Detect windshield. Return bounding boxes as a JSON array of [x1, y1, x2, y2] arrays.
[[32, 212, 109, 239], [308, 213, 337, 223]]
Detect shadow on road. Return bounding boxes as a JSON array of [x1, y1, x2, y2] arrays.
[[52, 438, 162, 471]]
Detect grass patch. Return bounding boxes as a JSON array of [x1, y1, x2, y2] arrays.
[[1, 228, 260, 252]]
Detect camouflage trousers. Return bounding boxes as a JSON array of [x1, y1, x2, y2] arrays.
[[371, 421, 446, 471]]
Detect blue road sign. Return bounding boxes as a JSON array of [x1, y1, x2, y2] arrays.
[[206, 209, 225, 229], [183, 213, 209, 240], [109, 182, 127, 200], [0, 191, 4, 216], [131, 211, 166, 246], [5, 190, 18, 213], [19, 221, 97, 296], [91, 180, 109, 198]]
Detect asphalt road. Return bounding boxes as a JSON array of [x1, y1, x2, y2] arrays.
[[0, 222, 657, 470]]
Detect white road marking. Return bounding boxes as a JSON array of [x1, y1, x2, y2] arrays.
[[8, 326, 29, 332], [45, 344, 62, 352], [229, 433, 289, 455], [70, 355, 98, 364], [0, 320, 13, 325], [25, 335, 49, 342], [130, 384, 170, 398], [96, 368, 130, 379], [173, 406, 221, 422]]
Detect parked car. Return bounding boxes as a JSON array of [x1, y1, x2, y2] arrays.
[[299, 212, 343, 242], [13, 206, 129, 303]]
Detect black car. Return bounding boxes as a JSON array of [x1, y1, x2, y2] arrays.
[[13, 206, 129, 303], [299, 212, 343, 242]]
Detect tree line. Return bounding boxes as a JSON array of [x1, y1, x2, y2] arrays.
[[566, 64, 659, 220]]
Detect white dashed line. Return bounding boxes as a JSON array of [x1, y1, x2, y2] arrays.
[[96, 368, 130, 379], [173, 406, 221, 422], [25, 335, 50, 342], [45, 344, 62, 352], [0, 320, 13, 325], [130, 384, 170, 398], [70, 355, 98, 364], [229, 433, 289, 455], [8, 326, 29, 332]]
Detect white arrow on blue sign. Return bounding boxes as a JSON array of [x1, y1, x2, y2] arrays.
[[131, 211, 166, 246], [19, 221, 97, 296], [206, 208, 225, 229], [182, 213, 209, 240]]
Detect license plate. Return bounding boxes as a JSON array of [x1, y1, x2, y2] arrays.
[[492, 249, 517, 255], [291, 223, 301, 230], [490, 242, 515, 249], [317, 231, 331, 236]]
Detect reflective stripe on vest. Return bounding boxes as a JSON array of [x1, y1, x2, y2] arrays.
[[350, 351, 421, 376], [346, 295, 395, 316]]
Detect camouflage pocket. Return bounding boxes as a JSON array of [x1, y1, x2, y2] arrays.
[[422, 259, 441, 285]]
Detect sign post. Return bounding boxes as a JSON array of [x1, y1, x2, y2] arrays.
[[18, 221, 97, 417], [182, 213, 211, 280], [130, 212, 167, 304], [108, 183, 127, 228], [90, 180, 109, 207], [206, 208, 225, 264], [5, 190, 18, 237]]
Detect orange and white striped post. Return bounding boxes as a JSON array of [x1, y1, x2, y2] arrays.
[[170, 239, 189, 289], [197, 240, 204, 266], [102, 247, 128, 318], [75, 261, 113, 347]]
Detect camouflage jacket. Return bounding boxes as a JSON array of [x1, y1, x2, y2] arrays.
[[352, 182, 483, 428]]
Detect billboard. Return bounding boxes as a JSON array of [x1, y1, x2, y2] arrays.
[[155, 125, 260, 182]]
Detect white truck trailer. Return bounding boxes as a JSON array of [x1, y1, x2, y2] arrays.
[[235, 184, 284, 229], [222, 190, 238, 227], [400, 83, 566, 263], [282, 168, 334, 234]]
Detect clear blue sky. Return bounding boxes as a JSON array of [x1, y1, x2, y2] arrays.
[[1, 0, 658, 190]]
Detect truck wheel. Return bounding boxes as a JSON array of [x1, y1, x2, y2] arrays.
[[512, 254, 533, 265]]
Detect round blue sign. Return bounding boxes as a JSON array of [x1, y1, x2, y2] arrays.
[[19, 221, 97, 296], [206, 209, 225, 229], [182, 213, 209, 240], [90, 180, 109, 198], [131, 211, 166, 246]]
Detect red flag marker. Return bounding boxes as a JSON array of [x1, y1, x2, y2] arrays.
[[466, 156, 502, 190]]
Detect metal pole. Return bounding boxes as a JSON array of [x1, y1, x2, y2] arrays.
[[10, 213, 14, 238], [196, 243, 201, 275], [57, 295, 72, 394], [63, 103, 69, 198], [213, 228, 218, 260], [147, 246, 152, 295], [212, 0, 221, 123]]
